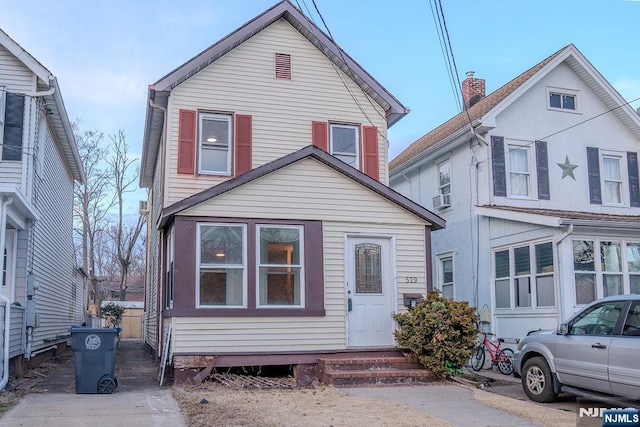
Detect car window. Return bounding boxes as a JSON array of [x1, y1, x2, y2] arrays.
[[570, 301, 626, 336], [622, 302, 640, 337]]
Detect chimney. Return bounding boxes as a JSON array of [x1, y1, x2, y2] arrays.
[[462, 71, 485, 109]]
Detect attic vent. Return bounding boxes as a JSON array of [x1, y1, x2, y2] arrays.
[[275, 53, 291, 80]]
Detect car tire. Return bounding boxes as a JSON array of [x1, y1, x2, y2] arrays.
[[521, 357, 557, 403]]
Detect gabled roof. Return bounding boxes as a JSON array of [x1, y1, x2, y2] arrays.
[[0, 29, 85, 182], [390, 44, 640, 174], [141, 0, 408, 187], [159, 145, 445, 230]]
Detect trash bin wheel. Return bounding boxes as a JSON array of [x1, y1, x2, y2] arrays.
[[98, 375, 117, 394]]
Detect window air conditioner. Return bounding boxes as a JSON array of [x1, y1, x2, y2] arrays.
[[139, 200, 149, 215], [432, 193, 451, 210]]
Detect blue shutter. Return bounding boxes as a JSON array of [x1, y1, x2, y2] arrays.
[[535, 140, 550, 200], [491, 136, 506, 197], [587, 147, 601, 205], [628, 152, 640, 207], [3, 93, 24, 161]]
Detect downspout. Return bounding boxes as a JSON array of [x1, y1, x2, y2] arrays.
[[555, 224, 574, 327], [25, 86, 55, 97], [149, 95, 167, 357], [0, 196, 14, 391]]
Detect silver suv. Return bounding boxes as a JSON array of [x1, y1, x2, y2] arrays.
[[513, 295, 640, 403]]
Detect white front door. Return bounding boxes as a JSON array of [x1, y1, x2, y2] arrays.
[[346, 236, 394, 347]]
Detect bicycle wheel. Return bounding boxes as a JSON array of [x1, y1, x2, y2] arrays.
[[470, 345, 485, 371], [497, 348, 514, 375]]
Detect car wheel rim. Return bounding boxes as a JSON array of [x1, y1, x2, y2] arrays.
[[525, 366, 545, 395]]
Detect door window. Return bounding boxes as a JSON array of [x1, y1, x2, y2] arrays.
[[354, 243, 382, 294]]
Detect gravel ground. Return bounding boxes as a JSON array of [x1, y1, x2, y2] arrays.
[[172, 380, 575, 427]]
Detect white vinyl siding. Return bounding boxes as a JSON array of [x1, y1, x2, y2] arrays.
[[184, 158, 418, 223], [144, 145, 164, 350], [168, 159, 429, 353], [0, 44, 35, 93], [164, 19, 388, 206], [0, 161, 22, 187], [173, 222, 425, 353], [28, 125, 77, 351]]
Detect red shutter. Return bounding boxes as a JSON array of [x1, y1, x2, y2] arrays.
[[235, 114, 252, 176], [362, 126, 379, 180], [312, 121, 328, 151], [177, 109, 196, 174]]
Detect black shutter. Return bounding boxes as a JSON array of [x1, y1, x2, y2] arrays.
[[535, 140, 550, 200], [491, 136, 506, 197], [3, 93, 24, 161], [587, 147, 601, 204], [628, 152, 640, 207]]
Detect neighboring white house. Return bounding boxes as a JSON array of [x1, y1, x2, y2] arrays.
[[0, 29, 85, 387], [139, 0, 444, 384], [390, 44, 640, 341]]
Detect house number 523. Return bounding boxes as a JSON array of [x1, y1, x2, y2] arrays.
[[405, 277, 418, 283]]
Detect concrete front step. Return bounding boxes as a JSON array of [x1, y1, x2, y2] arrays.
[[318, 355, 436, 386]]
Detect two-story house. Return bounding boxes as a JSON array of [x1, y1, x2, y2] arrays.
[[390, 44, 640, 341], [140, 1, 444, 384], [0, 29, 85, 388]]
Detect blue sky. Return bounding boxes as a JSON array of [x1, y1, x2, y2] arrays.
[[1, 0, 639, 213]]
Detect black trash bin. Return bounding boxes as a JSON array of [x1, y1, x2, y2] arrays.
[[69, 326, 120, 394]]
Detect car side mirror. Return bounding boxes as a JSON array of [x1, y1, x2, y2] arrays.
[[558, 323, 569, 335]]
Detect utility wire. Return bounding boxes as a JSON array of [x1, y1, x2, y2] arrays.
[[300, 0, 391, 145], [474, 95, 640, 167]]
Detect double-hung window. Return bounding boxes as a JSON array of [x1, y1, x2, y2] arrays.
[[330, 124, 359, 168], [601, 154, 623, 205], [257, 225, 304, 307], [437, 254, 454, 299], [494, 241, 555, 309], [199, 113, 232, 175], [437, 158, 451, 208], [197, 223, 246, 307], [508, 145, 530, 197], [572, 239, 640, 305], [627, 243, 640, 294]]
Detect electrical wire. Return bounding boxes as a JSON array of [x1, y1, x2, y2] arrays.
[[474, 95, 640, 167], [298, 0, 391, 145]]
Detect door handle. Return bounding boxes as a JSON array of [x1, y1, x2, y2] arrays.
[[591, 343, 607, 349]]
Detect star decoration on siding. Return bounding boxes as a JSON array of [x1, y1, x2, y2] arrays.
[[557, 156, 578, 180]]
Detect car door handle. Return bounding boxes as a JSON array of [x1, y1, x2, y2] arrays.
[[591, 343, 607, 349]]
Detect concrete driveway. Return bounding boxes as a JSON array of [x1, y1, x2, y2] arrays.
[[0, 339, 186, 427]]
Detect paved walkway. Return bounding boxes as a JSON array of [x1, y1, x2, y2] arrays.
[[0, 339, 186, 427], [343, 384, 540, 426]]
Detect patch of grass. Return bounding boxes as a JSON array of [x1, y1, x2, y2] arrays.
[[0, 390, 25, 416]]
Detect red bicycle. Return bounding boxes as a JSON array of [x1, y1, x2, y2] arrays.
[[469, 332, 514, 375]]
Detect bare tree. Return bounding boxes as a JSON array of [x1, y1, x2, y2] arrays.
[[73, 121, 116, 314], [107, 130, 146, 300]]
